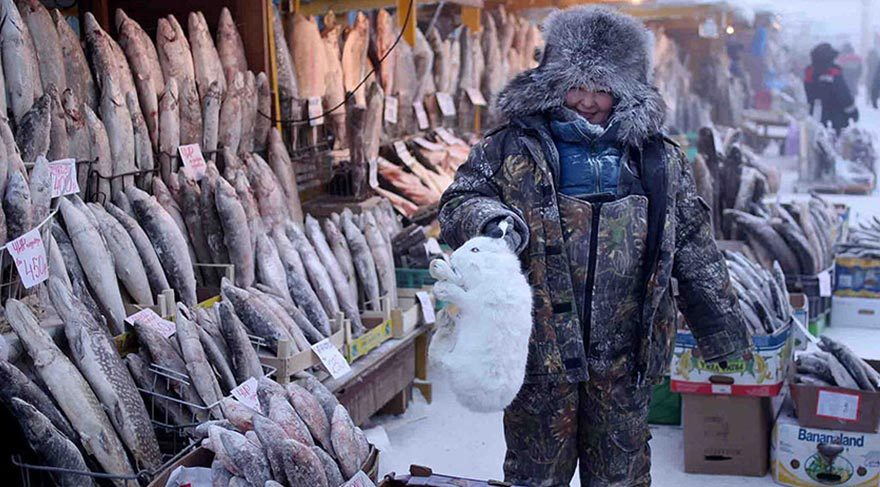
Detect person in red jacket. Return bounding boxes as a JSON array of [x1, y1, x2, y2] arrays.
[[805, 42, 858, 132]]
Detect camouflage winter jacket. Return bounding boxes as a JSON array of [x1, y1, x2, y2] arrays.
[[439, 114, 752, 385]]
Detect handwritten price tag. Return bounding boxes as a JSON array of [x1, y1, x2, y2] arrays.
[[308, 96, 324, 126], [384, 96, 398, 124], [819, 269, 832, 298], [435, 92, 456, 117], [48, 159, 79, 197], [416, 291, 436, 325], [178, 144, 207, 181], [466, 88, 488, 107], [231, 378, 260, 411], [816, 389, 860, 422], [312, 338, 351, 379], [343, 471, 376, 487], [8, 228, 48, 289], [126, 308, 176, 339], [413, 101, 430, 130]]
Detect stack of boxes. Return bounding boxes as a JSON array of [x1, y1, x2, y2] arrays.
[[833, 256, 880, 329]]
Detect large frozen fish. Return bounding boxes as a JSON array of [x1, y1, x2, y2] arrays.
[[427, 27, 450, 95], [203, 80, 222, 156], [216, 176, 254, 288], [288, 383, 333, 453], [4, 171, 31, 242], [46, 87, 70, 165], [272, 228, 331, 337], [100, 77, 136, 197], [127, 186, 198, 305], [6, 300, 134, 479], [267, 128, 303, 222], [252, 414, 288, 481], [60, 198, 126, 334], [287, 222, 341, 319], [324, 217, 357, 296], [342, 11, 369, 106], [342, 212, 381, 311], [361, 212, 396, 306], [127, 92, 155, 188], [18, 0, 65, 93], [271, 6, 299, 147], [158, 77, 180, 184], [218, 301, 263, 383], [819, 336, 877, 391], [413, 28, 437, 104], [233, 169, 265, 249], [189, 11, 226, 100], [250, 287, 309, 351], [331, 404, 369, 479], [53, 9, 96, 112], [1, 0, 37, 122], [179, 168, 215, 285], [158, 15, 202, 145], [201, 164, 230, 264], [267, 392, 313, 446], [239, 71, 257, 153], [246, 153, 290, 230], [221, 280, 292, 351], [0, 359, 78, 448], [177, 309, 224, 417], [116, 9, 164, 144], [49, 278, 162, 470], [306, 215, 365, 334], [321, 13, 347, 148], [255, 234, 293, 302], [216, 7, 247, 83], [125, 352, 191, 427], [199, 324, 237, 393], [84, 105, 113, 198], [219, 72, 244, 155], [83, 12, 131, 97], [52, 223, 103, 323], [61, 90, 92, 191], [28, 156, 50, 226], [724, 210, 801, 275], [281, 439, 329, 486], [290, 13, 327, 100], [254, 73, 271, 152], [16, 93, 50, 162], [105, 202, 169, 297], [220, 430, 272, 487], [313, 445, 345, 485], [375, 9, 397, 96], [88, 203, 154, 305]]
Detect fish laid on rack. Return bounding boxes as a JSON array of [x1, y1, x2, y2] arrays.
[[267, 128, 303, 224], [217, 7, 247, 84], [341, 211, 382, 312], [271, 6, 299, 147], [221, 278, 292, 352], [116, 9, 163, 151], [246, 152, 290, 231], [215, 176, 254, 288], [1, 0, 37, 122], [254, 73, 271, 152], [100, 76, 136, 197], [331, 405, 370, 479], [219, 71, 244, 156], [321, 12, 347, 149], [88, 203, 154, 305], [189, 11, 226, 101], [306, 215, 364, 335], [84, 105, 113, 198], [201, 165, 231, 266], [46, 86, 70, 161], [176, 309, 224, 418], [0, 359, 79, 448], [255, 234, 294, 303], [104, 201, 170, 297], [16, 93, 50, 163], [287, 222, 341, 320], [218, 301, 264, 383], [240, 71, 257, 153], [127, 92, 155, 188]]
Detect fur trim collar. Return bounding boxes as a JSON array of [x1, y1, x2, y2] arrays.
[[495, 6, 666, 147]]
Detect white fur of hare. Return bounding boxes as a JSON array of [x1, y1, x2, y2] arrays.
[[429, 236, 533, 413]]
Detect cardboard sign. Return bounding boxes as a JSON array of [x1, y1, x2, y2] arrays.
[[416, 291, 436, 325], [48, 159, 79, 197], [413, 137, 443, 152], [312, 338, 351, 379], [230, 378, 260, 411], [413, 101, 429, 130], [7, 228, 48, 289], [435, 92, 456, 117], [819, 269, 832, 297], [466, 88, 488, 106], [343, 471, 376, 487], [816, 389, 861, 422], [368, 158, 379, 189], [308, 96, 324, 126], [384, 96, 398, 124], [178, 144, 207, 181], [127, 308, 176, 339]]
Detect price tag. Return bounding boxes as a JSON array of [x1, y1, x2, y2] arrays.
[[413, 137, 443, 152], [466, 88, 488, 106], [384, 96, 398, 124], [48, 159, 79, 197], [816, 389, 860, 422], [368, 158, 379, 189], [343, 471, 377, 487], [126, 308, 176, 339], [178, 144, 207, 181], [7, 228, 48, 289], [711, 384, 732, 395], [231, 378, 260, 411], [416, 291, 436, 325], [818, 269, 832, 297], [312, 338, 351, 379], [308, 96, 324, 126], [435, 92, 456, 117], [435, 127, 459, 146], [393, 141, 417, 167], [413, 101, 430, 130], [424, 238, 443, 255]]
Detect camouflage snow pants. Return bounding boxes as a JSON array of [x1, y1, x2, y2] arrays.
[[502, 378, 653, 487]]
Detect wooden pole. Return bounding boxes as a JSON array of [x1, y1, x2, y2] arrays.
[[461, 6, 481, 32], [397, 0, 417, 46], [266, 0, 284, 134]]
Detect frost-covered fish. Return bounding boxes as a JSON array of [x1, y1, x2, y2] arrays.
[[104, 202, 169, 297], [158, 77, 180, 184], [252, 414, 288, 481], [288, 383, 333, 453], [287, 222, 340, 320], [216, 7, 247, 83], [324, 216, 357, 296], [299, 373, 341, 424], [239, 71, 257, 153], [290, 13, 327, 100], [199, 322, 237, 394], [176, 310, 223, 417], [16, 93, 51, 162], [100, 76, 136, 196], [331, 404, 369, 479], [1, 0, 37, 122], [179, 168, 215, 285], [188, 11, 225, 100], [53, 9, 96, 112], [273, 228, 331, 337], [819, 336, 877, 391], [221, 279, 291, 351], [220, 430, 272, 487], [28, 156, 51, 227], [342, 11, 369, 107], [4, 171, 31, 242], [282, 439, 329, 487], [246, 153, 289, 230], [267, 128, 303, 222], [46, 85, 70, 161], [51, 223, 103, 323], [0, 359, 77, 447], [116, 9, 163, 148], [218, 301, 263, 383], [84, 105, 113, 198], [269, 393, 313, 446], [127, 92, 155, 188], [216, 176, 254, 288], [271, 6, 299, 147], [342, 211, 381, 311], [219, 71, 243, 155], [255, 234, 293, 303], [202, 80, 222, 156], [305, 215, 364, 334], [254, 73, 271, 152], [88, 203, 154, 305], [18, 0, 64, 93], [201, 164, 229, 265]]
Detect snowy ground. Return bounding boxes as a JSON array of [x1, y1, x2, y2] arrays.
[[371, 102, 880, 485]]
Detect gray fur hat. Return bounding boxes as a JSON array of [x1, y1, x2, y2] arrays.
[[495, 6, 665, 146]]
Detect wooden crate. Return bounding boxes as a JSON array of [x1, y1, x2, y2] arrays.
[[347, 296, 394, 363], [260, 314, 347, 385]]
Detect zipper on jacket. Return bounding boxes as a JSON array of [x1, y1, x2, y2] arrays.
[[583, 201, 603, 355]]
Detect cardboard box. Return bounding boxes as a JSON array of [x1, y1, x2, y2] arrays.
[[683, 394, 771, 476], [772, 404, 880, 487], [791, 293, 811, 350], [791, 361, 880, 434], [835, 256, 880, 299], [832, 296, 880, 330], [670, 321, 793, 396]]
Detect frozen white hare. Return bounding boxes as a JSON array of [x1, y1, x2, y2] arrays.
[[430, 235, 533, 413]]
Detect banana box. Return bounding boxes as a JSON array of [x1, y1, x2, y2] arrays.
[[772, 404, 880, 487], [670, 321, 793, 397]]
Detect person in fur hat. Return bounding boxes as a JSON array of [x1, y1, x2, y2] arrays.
[[439, 7, 751, 486]]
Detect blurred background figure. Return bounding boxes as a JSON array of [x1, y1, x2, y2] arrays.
[[838, 42, 864, 96], [805, 42, 859, 132]]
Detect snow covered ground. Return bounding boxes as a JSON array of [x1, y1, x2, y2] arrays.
[[372, 102, 880, 485]]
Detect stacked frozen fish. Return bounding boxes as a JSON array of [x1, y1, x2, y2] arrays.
[[724, 251, 793, 336], [795, 337, 880, 391], [199, 376, 372, 486]]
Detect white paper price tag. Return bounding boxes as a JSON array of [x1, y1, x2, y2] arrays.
[[436, 92, 456, 117], [8, 228, 48, 289], [413, 101, 430, 130], [393, 141, 417, 167], [368, 158, 379, 189], [48, 159, 79, 197], [413, 137, 443, 152], [343, 471, 376, 487], [465, 88, 488, 106], [312, 338, 351, 379], [384, 96, 398, 124], [818, 270, 832, 297], [126, 308, 176, 339], [308, 96, 324, 126], [231, 378, 260, 411], [178, 144, 207, 181], [416, 291, 436, 325], [816, 389, 860, 422], [424, 238, 443, 255], [435, 127, 459, 146]]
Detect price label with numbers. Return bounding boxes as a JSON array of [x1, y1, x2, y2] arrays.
[[126, 308, 176, 339], [8, 228, 48, 289], [436, 92, 456, 117], [308, 96, 324, 126], [384, 96, 398, 124], [312, 338, 351, 379], [231, 378, 260, 411], [466, 88, 488, 106], [416, 291, 436, 325], [413, 101, 430, 130], [178, 144, 207, 181], [48, 159, 79, 197], [816, 390, 860, 422]]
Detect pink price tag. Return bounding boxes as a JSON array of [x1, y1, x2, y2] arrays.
[[178, 144, 207, 181], [466, 88, 488, 106], [231, 378, 260, 411], [312, 338, 351, 379], [48, 159, 79, 197], [127, 308, 176, 339], [435, 92, 456, 117], [384, 96, 399, 124], [8, 228, 48, 289]]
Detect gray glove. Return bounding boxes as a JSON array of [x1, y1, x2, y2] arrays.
[[483, 216, 523, 252]]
